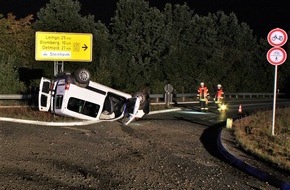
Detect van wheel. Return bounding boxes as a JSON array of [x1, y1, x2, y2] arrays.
[[75, 68, 90, 84], [134, 92, 150, 114], [133, 92, 146, 104]]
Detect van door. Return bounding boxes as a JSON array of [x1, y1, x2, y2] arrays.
[[38, 77, 51, 112], [123, 97, 141, 125]]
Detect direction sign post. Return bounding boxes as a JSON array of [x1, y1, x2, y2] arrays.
[[164, 84, 174, 108], [35, 31, 93, 62], [267, 28, 288, 136]]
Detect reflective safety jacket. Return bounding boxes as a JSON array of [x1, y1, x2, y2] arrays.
[[198, 86, 209, 101], [215, 88, 224, 103]]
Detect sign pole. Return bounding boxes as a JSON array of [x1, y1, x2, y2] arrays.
[[54, 61, 64, 76], [271, 65, 278, 136], [267, 28, 288, 136]]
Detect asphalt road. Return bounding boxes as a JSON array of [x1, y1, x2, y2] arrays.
[[0, 98, 289, 189]]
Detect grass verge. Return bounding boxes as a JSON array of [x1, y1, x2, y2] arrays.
[[233, 107, 290, 171], [0, 107, 80, 122]]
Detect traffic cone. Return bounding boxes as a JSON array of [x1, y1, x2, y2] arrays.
[[238, 104, 242, 113]]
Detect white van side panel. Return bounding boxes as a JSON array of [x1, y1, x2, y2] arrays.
[[54, 83, 105, 120], [51, 79, 133, 121]]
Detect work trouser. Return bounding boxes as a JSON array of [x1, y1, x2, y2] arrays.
[[200, 99, 208, 110]]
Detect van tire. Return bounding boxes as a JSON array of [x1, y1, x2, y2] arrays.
[[133, 92, 146, 104], [133, 92, 150, 114], [74, 68, 91, 84]]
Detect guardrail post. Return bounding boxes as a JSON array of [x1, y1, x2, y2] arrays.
[[182, 87, 185, 102]]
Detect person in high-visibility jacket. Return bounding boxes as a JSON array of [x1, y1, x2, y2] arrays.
[[197, 82, 209, 111], [214, 84, 224, 111]]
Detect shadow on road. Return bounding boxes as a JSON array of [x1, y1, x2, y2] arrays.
[[200, 122, 227, 161]]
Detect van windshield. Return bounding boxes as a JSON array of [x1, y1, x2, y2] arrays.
[[67, 97, 100, 118]]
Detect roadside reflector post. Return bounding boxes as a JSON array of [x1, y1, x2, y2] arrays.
[[226, 118, 233, 129]]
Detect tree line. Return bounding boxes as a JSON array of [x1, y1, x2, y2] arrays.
[[0, 0, 290, 95]]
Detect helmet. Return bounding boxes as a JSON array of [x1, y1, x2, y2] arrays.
[[217, 84, 222, 88], [200, 82, 204, 86]]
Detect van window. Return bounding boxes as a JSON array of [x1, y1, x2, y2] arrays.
[[55, 95, 63, 109], [67, 97, 100, 118], [40, 95, 48, 107], [42, 81, 50, 94]]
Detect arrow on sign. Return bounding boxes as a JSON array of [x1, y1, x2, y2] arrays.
[[82, 44, 88, 51]]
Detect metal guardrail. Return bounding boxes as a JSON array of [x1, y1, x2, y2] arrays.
[[0, 94, 32, 100], [0, 93, 286, 108], [148, 93, 279, 102], [0, 93, 281, 101]]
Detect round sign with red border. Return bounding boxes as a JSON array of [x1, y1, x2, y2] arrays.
[[266, 47, 287, 65], [267, 28, 288, 47]]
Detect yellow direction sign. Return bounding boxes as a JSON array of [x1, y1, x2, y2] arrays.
[[35, 31, 93, 62]]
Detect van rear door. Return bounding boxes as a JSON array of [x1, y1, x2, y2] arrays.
[[38, 77, 51, 112]]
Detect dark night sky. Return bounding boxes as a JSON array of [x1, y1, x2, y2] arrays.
[[0, 0, 290, 38]]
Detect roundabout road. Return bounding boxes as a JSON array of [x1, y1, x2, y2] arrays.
[[0, 98, 289, 189]]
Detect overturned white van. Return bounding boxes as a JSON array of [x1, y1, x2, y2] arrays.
[[38, 68, 149, 125]]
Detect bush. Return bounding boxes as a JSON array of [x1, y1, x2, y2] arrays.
[[0, 53, 26, 94]]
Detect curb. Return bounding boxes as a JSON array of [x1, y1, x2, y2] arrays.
[[217, 127, 290, 190]]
